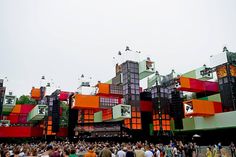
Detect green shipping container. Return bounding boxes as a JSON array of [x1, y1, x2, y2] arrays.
[[182, 70, 196, 79], [94, 111, 102, 122], [182, 111, 236, 131], [139, 59, 155, 80], [27, 105, 47, 122], [199, 93, 221, 102]]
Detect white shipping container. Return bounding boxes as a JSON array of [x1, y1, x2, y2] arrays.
[[210, 52, 228, 68], [112, 104, 131, 120], [77, 86, 97, 95]]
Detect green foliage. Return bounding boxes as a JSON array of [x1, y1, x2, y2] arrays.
[[16, 95, 36, 104], [183, 93, 196, 101], [183, 95, 188, 101], [60, 101, 69, 127]]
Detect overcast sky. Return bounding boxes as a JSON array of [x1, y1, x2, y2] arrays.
[[1, 0, 236, 97]]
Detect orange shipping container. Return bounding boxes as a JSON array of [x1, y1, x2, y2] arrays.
[[11, 105, 21, 114], [183, 99, 216, 116], [97, 83, 110, 95], [72, 94, 99, 109], [31, 88, 41, 100], [179, 77, 191, 89]]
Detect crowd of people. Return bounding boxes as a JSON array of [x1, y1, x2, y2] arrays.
[[0, 140, 235, 157]]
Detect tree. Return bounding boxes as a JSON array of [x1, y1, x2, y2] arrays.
[[16, 95, 36, 104], [60, 101, 69, 127]]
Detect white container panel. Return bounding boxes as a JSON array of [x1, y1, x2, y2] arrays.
[[210, 52, 228, 67]]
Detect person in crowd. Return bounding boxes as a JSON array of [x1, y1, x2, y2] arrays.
[[206, 147, 212, 157], [110, 148, 116, 157], [187, 143, 194, 157], [164, 145, 172, 157], [30, 148, 38, 157], [99, 143, 112, 157], [218, 142, 222, 151], [84, 146, 96, 157], [154, 145, 160, 157], [150, 144, 156, 155], [212, 145, 218, 157], [176, 141, 184, 157], [69, 148, 77, 157], [1, 140, 236, 157], [221, 148, 230, 157], [41, 144, 53, 157], [192, 143, 198, 157], [230, 142, 236, 157], [172, 146, 178, 157], [51, 146, 61, 157], [63, 148, 70, 157], [117, 146, 127, 157], [3, 151, 11, 157], [126, 145, 135, 157], [13, 147, 20, 157], [145, 145, 154, 157], [135, 144, 145, 157], [169, 141, 174, 148], [183, 144, 188, 157]]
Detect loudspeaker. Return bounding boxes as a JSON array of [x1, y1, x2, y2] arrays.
[[170, 91, 184, 129], [52, 99, 60, 132], [68, 95, 78, 141]]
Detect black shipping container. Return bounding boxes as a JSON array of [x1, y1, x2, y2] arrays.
[[140, 92, 152, 101]]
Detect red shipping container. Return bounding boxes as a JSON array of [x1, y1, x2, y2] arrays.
[[178, 77, 219, 94], [0, 126, 43, 138], [118, 98, 122, 104], [204, 81, 219, 93], [31, 127, 44, 137], [59, 91, 70, 101], [140, 101, 153, 112], [213, 102, 222, 113], [190, 78, 204, 92], [8, 115, 19, 124], [20, 105, 35, 114], [56, 128, 68, 137], [18, 115, 28, 124]]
